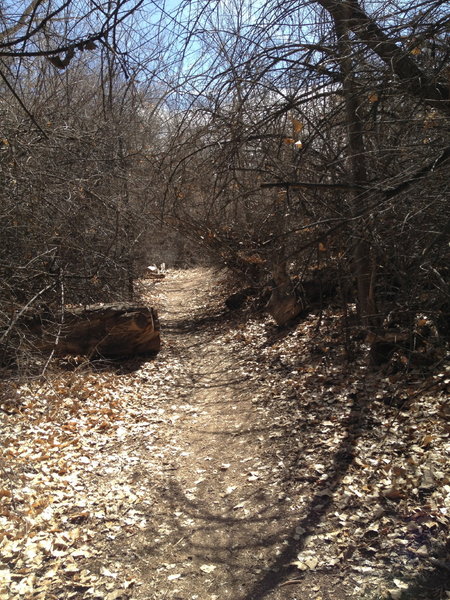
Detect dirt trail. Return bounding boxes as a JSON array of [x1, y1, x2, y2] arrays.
[[127, 269, 300, 600], [3, 268, 447, 600]]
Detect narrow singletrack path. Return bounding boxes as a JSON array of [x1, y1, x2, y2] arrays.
[[126, 269, 306, 599]]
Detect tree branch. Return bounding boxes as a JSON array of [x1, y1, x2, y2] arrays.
[[261, 181, 366, 191], [0, 0, 46, 41], [316, 0, 450, 116]]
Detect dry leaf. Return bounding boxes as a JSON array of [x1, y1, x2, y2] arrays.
[[421, 435, 433, 448], [291, 556, 319, 570], [0, 570, 11, 586], [105, 591, 126, 600], [200, 564, 217, 573], [100, 567, 118, 578], [292, 119, 304, 133], [382, 488, 405, 500]]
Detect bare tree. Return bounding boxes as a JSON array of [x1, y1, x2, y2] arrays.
[[160, 0, 449, 333], [0, 1, 172, 370]]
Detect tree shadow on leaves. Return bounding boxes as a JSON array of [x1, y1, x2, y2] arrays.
[[126, 390, 369, 600], [56, 352, 159, 374], [240, 391, 367, 599], [394, 544, 450, 600]]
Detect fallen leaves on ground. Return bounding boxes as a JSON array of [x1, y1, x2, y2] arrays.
[[1, 269, 449, 600], [223, 309, 449, 598]]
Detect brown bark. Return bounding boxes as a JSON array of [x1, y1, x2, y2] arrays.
[[37, 304, 161, 358], [331, 3, 378, 327], [317, 0, 450, 117], [266, 262, 303, 326]]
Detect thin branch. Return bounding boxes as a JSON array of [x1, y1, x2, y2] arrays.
[[0, 283, 55, 344], [0, 69, 48, 138], [0, 0, 46, 41], [383, 145, 450, 199], [261, 181, 366, 190]]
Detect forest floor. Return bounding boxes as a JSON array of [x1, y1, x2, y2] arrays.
[[1, 268, 449, 600]]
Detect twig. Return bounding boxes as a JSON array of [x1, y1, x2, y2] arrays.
[[41, 270, 65, 376], [0, 68, 48, 138], [0, 283, 55, 343], [279, 578, 305, 587]]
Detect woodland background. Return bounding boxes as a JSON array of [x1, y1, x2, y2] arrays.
[[0, 0, 449, 371]]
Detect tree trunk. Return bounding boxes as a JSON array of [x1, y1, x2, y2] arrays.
[[36, 304, 161, 358], [317, 0, 450, 117], [266, 261, 303, 326], [332, 5, 378, 327]]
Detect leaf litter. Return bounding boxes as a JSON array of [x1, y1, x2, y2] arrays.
[[0, 268, 449, 600]]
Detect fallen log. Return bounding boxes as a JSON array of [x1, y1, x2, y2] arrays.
[[37, 304, 161, 358], [266, 263, 304, 326], [266, 288, 303, 326]]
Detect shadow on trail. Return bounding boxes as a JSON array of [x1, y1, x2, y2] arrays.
[[139, 478, 286, 598], [159, 360, 251, 391], [399, 554, 450, 599], [163, 310, 233, 334], [158, 308, 372, 597], [240, 390, 367, 599], [132, 389, 369, 600], [137, 274, 383, 597], [158, 481, 282, 556]]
